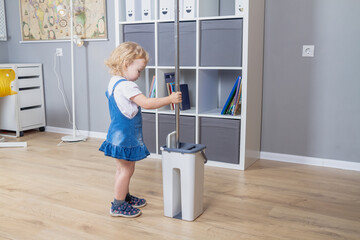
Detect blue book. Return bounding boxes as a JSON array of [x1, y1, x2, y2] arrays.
[[180, 84, 190, 110], [221, 76, 240, 115], [232, 77, 242, 115], [230, 76, 242, 115], [164, 72, 175, 83]]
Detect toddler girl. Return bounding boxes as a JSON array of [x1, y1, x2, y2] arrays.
[[100, 42, 182, 217]]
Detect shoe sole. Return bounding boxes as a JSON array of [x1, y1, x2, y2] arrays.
[[132, 201, 147, 208], [110, 209, 142, 218]]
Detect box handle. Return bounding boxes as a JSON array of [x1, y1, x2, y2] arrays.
[[201, 150, 208, 164]]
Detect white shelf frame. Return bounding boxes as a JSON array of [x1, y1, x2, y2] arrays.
[[114, 0, 264, 170]]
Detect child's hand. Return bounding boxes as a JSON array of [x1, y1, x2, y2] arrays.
[[170, 91, 182, 104]]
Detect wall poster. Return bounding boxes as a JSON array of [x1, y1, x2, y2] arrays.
[[19, 0, 107, 41]]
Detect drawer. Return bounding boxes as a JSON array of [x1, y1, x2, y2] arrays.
[[17, 66, 41, 77], [200, 117, 240, 164], [123, 24, 155, 66], [200, 19, 243, 67], [142, 113, 156, 153], [18, 77, 41, 88], [158, 21, 196, 66], [20, 107, 45, 128], [158, 114, 195, 152], [19, 88, 43, 108]]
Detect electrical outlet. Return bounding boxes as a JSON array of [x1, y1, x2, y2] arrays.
[[302, 45, 314, 57], [56, 48, 63, 56]]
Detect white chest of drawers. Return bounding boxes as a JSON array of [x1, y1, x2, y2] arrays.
[[0, 63, 46, 137]]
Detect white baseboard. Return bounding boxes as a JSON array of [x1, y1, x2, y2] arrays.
[[260, 151, 360, 172], [45, 127, 360, 172], [205, 160, 242, 170], [45, 126, 107, 139]]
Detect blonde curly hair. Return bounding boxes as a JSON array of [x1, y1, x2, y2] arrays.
[[105, 42, 149, 76]]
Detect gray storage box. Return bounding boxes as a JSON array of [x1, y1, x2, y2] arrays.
[[200, 117, 240, 164], [200, 19, 243, 67], [123, 23, 155, 66], [158, 115, 195, 152], [158, 21, 196, 66], [142, 113, 156, 153]]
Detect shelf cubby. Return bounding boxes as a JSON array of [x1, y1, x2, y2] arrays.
[[199, 0, 245, 18], [157, 68, 196, 112], [198, 69, 242, 118], [200, 18, 243, 67], [142, 68, 156, 97]]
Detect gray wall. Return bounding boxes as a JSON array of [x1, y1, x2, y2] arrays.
[[262, 0, 360, 163], [1, 1, 359, 165], [0, 42, 7, 62], [0, 0, 112, 132]]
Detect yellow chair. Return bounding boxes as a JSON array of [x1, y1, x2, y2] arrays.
[[0, 69, 17, 97], [0, 69, 27, 147]]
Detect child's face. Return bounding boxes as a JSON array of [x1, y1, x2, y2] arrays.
[[124, 58, 146, 82]]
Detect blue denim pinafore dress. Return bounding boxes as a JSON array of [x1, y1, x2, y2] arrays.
[[99, 79, 150, 161]]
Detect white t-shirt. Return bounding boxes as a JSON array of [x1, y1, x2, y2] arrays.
[[107, 76, 142, 119]]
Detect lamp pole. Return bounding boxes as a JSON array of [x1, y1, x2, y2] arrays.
[[70, 0, 75, 139], [61, 0, 86, 142]]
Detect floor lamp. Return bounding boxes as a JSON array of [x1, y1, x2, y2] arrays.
[[58, 1, 87, 142]]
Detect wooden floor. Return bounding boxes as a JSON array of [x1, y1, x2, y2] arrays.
[[0, 131, 359, 240]]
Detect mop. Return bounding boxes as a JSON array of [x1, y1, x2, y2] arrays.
[[165, 0, 181, 149], [161, 0, 207, 222]]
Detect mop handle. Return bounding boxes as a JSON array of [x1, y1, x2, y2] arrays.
[[174, 0, 180, 148]]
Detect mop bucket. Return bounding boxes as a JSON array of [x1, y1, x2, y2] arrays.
[[161, 142, 207, 221]]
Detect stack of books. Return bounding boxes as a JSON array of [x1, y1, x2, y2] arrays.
[[164, 72, 191, 111], [165, 72, 176, 109], [221, 76, 242, 116]]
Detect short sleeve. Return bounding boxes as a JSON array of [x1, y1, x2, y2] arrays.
[[112, 80, 142, 119], [121, 81, 142, 100]]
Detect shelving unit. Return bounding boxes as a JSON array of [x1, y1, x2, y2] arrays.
[[115, 0, 264, 170], [0, 64, 46, 137]]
